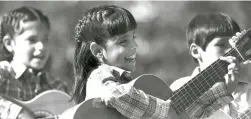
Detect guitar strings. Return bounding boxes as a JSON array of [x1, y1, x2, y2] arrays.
[[171, 42, 245, 114]]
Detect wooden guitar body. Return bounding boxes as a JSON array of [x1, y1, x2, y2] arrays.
[[60, 74, 186, 119], [206, 110, 232, 119], [20, 90, 76, 118], [1, 90, 76, 119], [207, 108, 251, 119]]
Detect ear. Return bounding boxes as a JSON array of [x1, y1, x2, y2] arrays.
[[189, 43, 202, 61], [90, 42, 103, 59], [2, 35, 14, 53]]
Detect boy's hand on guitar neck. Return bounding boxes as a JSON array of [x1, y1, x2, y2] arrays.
[[219, 31, 251, 95], [231, 31, 251, 65], [220, 56, 240, 94]]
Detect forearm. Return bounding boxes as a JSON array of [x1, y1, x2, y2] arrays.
[[186, 83, 233, 119], [187, 96, 232, 119], [102, 81, 171, 119], [0, 96, 22, 119]]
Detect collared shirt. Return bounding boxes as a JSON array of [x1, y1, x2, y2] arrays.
[[170, 67, 234, 119], [86, 64, 172, 119], [0, 60, 68, 119]]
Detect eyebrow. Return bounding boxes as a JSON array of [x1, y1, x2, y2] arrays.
[[115, 34, 128, 41], [113, 31, 135, 42], [25, 35, 37, 40]]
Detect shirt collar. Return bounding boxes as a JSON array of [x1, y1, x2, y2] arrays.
[[100, 64, 132, 78], [10, 61, 27, 79]]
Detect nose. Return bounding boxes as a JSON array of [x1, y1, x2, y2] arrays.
[[131, 39, 138, 50], [35, 41, 44, 51]]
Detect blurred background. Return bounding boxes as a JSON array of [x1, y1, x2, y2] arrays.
[[1, 1, 251, 92]]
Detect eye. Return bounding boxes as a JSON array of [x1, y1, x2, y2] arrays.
[[215, 42, 231, 49], [28, 38, 37, 43], [215, 43, 225, 47], [119, 39, 128, 44]]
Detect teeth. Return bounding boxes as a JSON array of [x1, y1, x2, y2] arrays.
[[126, 54, 136, 59]]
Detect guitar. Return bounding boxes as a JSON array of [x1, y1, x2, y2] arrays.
[[61, 29, 251, 119], [1, 90, 76, 119], [60, 74, 180, 119], [207, 108, 251, 119], [206, 110, 232, 119]]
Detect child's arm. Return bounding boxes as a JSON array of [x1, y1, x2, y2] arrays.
[[187, 56, 239, 119], [0, 95, 34, 119], [0, 96, 22, 119], [101, 79, 175, 119], [186, 82, 233, 119]]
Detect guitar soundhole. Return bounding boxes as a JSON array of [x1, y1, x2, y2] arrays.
[[34, 110, 54, 119]]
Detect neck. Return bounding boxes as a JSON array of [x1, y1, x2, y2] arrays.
[[198, 61, 211, 71]]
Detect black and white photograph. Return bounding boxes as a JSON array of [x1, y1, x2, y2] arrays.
[[0, 1, 251, 119]]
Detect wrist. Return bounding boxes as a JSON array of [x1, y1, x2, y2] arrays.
[[224, 83, 234, 96], [0, 100, 22, 119], [9, 103, 23, 119]]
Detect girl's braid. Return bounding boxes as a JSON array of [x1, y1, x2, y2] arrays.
[[74, 8, 107, 45], [72, 9, 107, 103]]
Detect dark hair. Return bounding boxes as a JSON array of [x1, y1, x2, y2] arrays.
[[186, 12, 240, 62], [0, 6, 50, 61], [71, 5, 137, 103]]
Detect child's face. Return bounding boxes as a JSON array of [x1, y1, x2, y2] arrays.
[[102, 30, 138, 72], [11, 21, 50, 70], [199, 36, 232, 70]]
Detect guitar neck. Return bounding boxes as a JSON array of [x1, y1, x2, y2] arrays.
[[170, 48, 244, 115]]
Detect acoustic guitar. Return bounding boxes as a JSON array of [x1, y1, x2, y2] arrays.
[[1, 90, 76, 119], [61, 29, 251, 119], [207, 108, 251, 119]]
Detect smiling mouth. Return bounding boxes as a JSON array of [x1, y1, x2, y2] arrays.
[[33, 55, 45, 60], [125, 54, 136, 62]]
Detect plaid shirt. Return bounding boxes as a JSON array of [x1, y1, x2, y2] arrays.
[[0, 61, 68, 119], [170, 67, 234, 119], [220, 81, 251, 118], [86, 64, 173, 119]]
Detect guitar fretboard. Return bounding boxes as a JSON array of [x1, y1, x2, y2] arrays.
[[170, 47, 244, 115]]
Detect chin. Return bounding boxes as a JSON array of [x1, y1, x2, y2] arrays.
[[31, 66, 45, 70], [30, 63, 46, 70], [125, 66, 136, 72]]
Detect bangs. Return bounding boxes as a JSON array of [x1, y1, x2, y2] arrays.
[[205, 19, 239, 39], [13, 7, 50, 28], [104, 7, 137, 37]]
